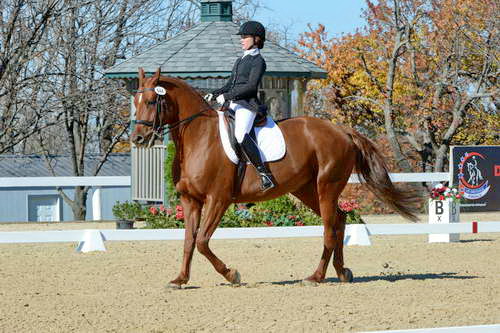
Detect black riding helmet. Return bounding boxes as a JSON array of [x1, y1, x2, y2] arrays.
[[237, 21, 266, 46]]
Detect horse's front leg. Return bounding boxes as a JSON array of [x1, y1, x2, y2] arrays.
[[168, 194, 202, 289], [195, 196, 240, 285]]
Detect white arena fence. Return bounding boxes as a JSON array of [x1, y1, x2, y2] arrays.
[[0, 172, 450, 188], [1, 172, 497, 252], [1, 222, 499, 253], [0, 172, 449, 221]]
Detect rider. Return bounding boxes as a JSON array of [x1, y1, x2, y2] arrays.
[[205, 21, 275, 192]]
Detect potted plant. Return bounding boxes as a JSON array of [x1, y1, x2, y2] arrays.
[[112, 201, 144, 229]]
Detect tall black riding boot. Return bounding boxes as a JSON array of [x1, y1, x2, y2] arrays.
[[239, 134, 276, 192]]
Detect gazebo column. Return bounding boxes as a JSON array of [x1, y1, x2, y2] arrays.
[[291, 79, 307, 117]]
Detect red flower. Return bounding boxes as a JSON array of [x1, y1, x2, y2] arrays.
[[175, 211, 184, 220], [149, 206, 158, 215], [455, 194, 462, 199], [166, 208, 173, 215], [159, 205, 166, 213], [294, 221, 305, 226], [264, 221, 273, 226], [439, 195, 445, 200], [176, 205, 183, 212], [339, 201, 354, 212]]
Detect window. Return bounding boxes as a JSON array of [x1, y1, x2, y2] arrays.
[[209, 4, 218, 14]]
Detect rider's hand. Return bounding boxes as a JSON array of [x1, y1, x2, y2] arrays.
[[204, 93, 213, 102], [216, 94, 225, 105]]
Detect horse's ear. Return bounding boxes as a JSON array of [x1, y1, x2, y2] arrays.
[[138, 67, 146, 88], [154, 68, 161, 84]]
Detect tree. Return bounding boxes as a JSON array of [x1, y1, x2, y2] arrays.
[[30, 0, 266, 220], [297, 0, 498, 173], [0, 0, 64, 154], [1, 0, 266, 220]]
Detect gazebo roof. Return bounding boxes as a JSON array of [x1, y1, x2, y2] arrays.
[[105, 21, 327, 80]]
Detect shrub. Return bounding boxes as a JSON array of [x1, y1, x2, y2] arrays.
[[112, 201, 145, 221], [339, 200, 364, 224], [164, 141, 180, 208], [142, 195, 363, 228], [144, 204, 185, 229]]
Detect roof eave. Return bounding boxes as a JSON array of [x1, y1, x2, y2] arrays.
[[105, 71, 328, 80]]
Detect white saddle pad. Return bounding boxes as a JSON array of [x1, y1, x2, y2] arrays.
[[217, 111, 286, 164]]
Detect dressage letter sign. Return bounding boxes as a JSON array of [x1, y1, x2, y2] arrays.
[[429, 198, 460, 243], [451, 146, 500, 212]]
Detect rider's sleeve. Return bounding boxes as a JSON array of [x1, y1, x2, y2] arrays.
[[224, 57, 266, 101]]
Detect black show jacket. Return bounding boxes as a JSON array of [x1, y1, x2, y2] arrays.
[[212, 53, 267, 114]]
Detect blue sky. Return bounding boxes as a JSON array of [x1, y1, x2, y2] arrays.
[[254, 1, 368, 40]]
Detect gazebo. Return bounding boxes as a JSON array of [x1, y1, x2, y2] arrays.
[[105, 0, 326, 202]]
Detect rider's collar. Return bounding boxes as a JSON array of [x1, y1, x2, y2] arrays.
[[242, 48, 259, 58]]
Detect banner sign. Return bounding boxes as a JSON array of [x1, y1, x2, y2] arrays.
[[450, 146, 500, 212]]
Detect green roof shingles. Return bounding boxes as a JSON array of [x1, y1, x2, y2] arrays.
[[105, 21, 326, 79]]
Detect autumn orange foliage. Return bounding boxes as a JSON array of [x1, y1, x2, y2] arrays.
[[296, 0, 498, 174], [295, 0, 498, 214]]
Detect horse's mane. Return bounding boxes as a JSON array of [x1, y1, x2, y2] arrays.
[[158, 75, 205, 101]]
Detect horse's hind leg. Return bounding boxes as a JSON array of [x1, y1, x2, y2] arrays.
[[332, 207, 353, 282], [293, 182, 335, 283], [294, 180, 351, 283], [195, 196, 240, 284]]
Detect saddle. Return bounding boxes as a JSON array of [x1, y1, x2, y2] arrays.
[[222, 105, 268, 199]]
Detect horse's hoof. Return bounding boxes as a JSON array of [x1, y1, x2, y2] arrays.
[[166, 282, 182, 289], [226, 268, 241, 285], [340, 268, 353, 283], [301, 279, 319, 287]]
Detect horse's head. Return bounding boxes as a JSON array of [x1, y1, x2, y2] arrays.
[[131, 67, 178, 146]]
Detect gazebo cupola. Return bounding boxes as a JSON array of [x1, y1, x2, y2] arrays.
[[200, 0, 233, 22]]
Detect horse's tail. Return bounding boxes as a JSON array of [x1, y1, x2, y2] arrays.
[[346, 128, 420, 222]]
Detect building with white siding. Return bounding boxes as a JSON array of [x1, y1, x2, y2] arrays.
[[0, 154, 131, 222]]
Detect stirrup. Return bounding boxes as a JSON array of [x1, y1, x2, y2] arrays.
[[260, 173, 276, 192]]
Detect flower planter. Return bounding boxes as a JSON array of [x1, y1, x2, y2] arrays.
[[116, 220, 135, 230], [428, 198, 460, 243]]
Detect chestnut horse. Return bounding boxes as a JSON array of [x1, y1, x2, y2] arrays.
[[131, 68, 418, 288]]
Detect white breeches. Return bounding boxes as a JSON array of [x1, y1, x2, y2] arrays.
[[230, 102, 256, 143]]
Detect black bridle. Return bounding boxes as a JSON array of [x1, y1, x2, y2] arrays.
[[135, 87, 209, 142]]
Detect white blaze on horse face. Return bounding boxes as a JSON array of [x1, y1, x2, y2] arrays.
[[138, 93, 142, 104]]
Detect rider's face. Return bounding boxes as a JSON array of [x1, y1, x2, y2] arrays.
[[240, 35, 255, 50]]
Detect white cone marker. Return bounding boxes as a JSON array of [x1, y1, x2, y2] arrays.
[[76, 230, 106, 253], [344, 224, 371, 246]]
